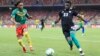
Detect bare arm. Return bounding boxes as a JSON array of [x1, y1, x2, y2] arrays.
[[25, 10, 33, 19], [11, 17, 21, 25], [25, 13, 32, 19], [77, 14, 86, 22], [11, 18, 18, 25]]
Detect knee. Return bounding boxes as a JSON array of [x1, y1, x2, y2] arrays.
[[18, 39, 22, 42]]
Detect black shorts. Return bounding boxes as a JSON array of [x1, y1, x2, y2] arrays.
[[62, 25, 71, 37]]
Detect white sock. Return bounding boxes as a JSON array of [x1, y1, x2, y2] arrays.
[[79, 48, 82, 51]]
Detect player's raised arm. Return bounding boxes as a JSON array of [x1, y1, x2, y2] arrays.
[[72, 8, 87, 24], [77, 14, 87, 23], [25, 10, 32, 19]]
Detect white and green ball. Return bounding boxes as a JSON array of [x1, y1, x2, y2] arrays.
[[45, 48, 54, 56]]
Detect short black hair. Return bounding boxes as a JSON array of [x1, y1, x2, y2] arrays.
[[65, 0, 72, 5], [15, 1, 22, 7]]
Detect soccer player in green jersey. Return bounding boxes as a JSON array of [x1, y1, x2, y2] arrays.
[[11, 1, 33, 53], [77, 14, 85, 36]]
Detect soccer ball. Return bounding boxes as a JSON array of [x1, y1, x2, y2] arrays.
[[45, 48, 54, 56]]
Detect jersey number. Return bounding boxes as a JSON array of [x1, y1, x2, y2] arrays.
[[63, 13, 68, 17]]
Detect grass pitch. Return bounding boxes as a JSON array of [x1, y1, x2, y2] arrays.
[[0, 27, 100, 56]]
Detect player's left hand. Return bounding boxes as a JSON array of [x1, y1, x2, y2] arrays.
[[51, 22, 56, 27]]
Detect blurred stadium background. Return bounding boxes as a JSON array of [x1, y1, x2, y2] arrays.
[[0, 0, 100, 56], [0, 0, 100, 28]]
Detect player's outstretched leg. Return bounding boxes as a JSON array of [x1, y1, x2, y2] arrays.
[[67, 37, 73, 50], [24, 31, 33, 51], [70, 30, 85, 56], [76, 27, 81, 31], [70, 31, 80, 48], [16, 26, 27, 53], [63, 32, 73, 50], [17, 38, 26, 53]]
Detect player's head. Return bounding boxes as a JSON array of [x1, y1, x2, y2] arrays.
[[15, 1, 24, 9], [64, 1, 72, 9]]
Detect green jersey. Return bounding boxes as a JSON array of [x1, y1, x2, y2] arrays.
[[78, 14, 84, 27], [78, 20, 84, 27], [11, 8, 30, 24]]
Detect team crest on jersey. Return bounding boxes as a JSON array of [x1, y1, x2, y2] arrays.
[[69, 11, 72, 13]]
